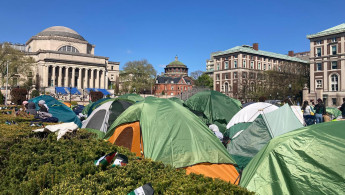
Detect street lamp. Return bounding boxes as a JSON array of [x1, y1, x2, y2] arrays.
[[288, 84, 292, 98], [69, 84, 72, 108]]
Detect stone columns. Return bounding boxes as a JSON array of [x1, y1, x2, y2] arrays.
[[71, 68, 75, 87], [58, 66, 62, 87], [105, 71, 108, 89], [95, 69, 100, 88], [89, 69, 94, 88], [65, 67, 69, 87], [341, 58, 345, 91], [42, 65, 48, 87], [100, 70, 105, 89], [77, 68, 82, 89], [84, 69, 89, 89], [52, 66, 56, 87]]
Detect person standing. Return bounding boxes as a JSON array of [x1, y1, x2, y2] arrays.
[[314, 99, 326, 123], [339, 98, 345, 119], [302, 101, 314, 126]]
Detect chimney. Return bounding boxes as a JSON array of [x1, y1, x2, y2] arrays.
[[253, 43, 259, 51], [288, 50, 294, 57]]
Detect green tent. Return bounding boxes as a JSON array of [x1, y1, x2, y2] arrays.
[[326, 107, 342, 118], [227, 104, 303, 168], [105, 96, 236, 168], [240, 121, 345, 194], [168, 97, 184, 105], [29, 95, 82, 127], [82, 98, 114, 116], [118, 93, 144, 102], [184, 90, 241, 133]]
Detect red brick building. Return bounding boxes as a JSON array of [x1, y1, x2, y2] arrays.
[[154, 56, 193, 96]]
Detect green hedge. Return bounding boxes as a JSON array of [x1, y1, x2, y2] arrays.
[[0, 116, 253, 194]]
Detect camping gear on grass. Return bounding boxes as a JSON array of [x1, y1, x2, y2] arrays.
[[105, 97, 239, 183], [240, 121, 345, 195], [33, 122, 78, 140]]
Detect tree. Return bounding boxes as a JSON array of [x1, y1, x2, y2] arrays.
[[190, 70, 204, 80], [195, 74, 213, 89], [0, 43, 35, 86], [120, 59, 157, 93]]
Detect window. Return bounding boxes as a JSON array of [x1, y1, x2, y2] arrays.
[[50, 79, 54, 87], [316, 63, 322, 71], [217, 63, 220, 70], [243, 54, 246, 58], [268, 64, 271, 70], [332, 45, 337, 55], [171, 86, 174, 90], [216, 74, 220, 80], [250, 73, 254, 79], [332, 37, 337, 42], [28, 46, 31, 52], [58, 45, 79, 53], [234, 60, 237, 68], [330, 74, 338, 91], [225, 57, 228, 60], [251, 56, 254, 60], [316, 40, 321, 45], [234, 54, 238, 58], [225, 61, 229, 69], [234, 72, 238, 79], [258, 62, 261, 70], [250, 61, 254, 69], [332, 98, 337, 106], [225, 73, 229, 79], [316, 80, 322, 88], [317, 48, 321, 57], [243, 60, 246, 68], [242, 72, 247, 78], [171, 93, 174, 95], [263, 64, 266, 70], [278, 66, 281, 72], [332, 61, 337, 69]]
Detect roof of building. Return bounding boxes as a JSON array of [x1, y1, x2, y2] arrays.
[[35, 26, 87, 42], [156, 76, 192, 84], [307, 23, 345, 39], [166, 55, 187, 68], [212, 45, 308, 63]]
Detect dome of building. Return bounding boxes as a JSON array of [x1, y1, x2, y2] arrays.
[[36, 26, 86, 41], [166, 56, 187, 68]]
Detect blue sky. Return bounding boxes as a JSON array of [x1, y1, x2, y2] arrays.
[[1, 0, 344, 74]]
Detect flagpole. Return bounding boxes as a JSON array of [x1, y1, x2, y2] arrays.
[[5, 61, 8, 106]]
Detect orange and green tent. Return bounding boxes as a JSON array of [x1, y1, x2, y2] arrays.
[[104, 97, 239, 184]]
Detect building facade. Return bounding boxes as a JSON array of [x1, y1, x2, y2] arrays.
[[23, 26, 119, 93], [154, 56, 193, 96], [304, 23, 345, 106], [210, 43, 308, 100]]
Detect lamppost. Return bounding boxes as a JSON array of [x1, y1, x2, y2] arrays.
[[288, 84, 292, 98], [69, 84, 72, 108], [5, 61, 9, 106]]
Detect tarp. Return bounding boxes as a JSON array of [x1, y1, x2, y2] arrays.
[[226, 102, 278, 129], [55, 87, 68, 95], [184, 90, 241, 133], [67, 87, 81, 95], [29, 95, 82, 127], [105, 97, 236, 168], [227, 104, 303, 168], [118, 94, 144, 102], [240, 121, 345, 194]]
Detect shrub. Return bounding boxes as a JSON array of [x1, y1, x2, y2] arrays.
[[0, 90, 4, 104], [31, 90, 40, 98], [90, 91, 103, 102], [10, 88, 28, 105], [0, 115, 253, 194]]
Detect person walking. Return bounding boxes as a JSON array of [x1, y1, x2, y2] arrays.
[[314, 99, 326, 123], [302, 100, 314, 126]]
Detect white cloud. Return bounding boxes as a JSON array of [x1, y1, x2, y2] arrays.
[[126, 49, 132, 54], [158, 64, 166, 68]]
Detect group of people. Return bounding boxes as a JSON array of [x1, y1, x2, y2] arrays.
[[22, 100, 53, 120], [302, 98, 345, 126]]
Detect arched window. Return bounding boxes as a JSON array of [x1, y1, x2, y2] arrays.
[[58, 45, 79, 53], [224, 82, 229, 93], [330, 74, 339, 91]]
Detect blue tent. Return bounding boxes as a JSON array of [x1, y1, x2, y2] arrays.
[[29, 95, 82, 127]]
